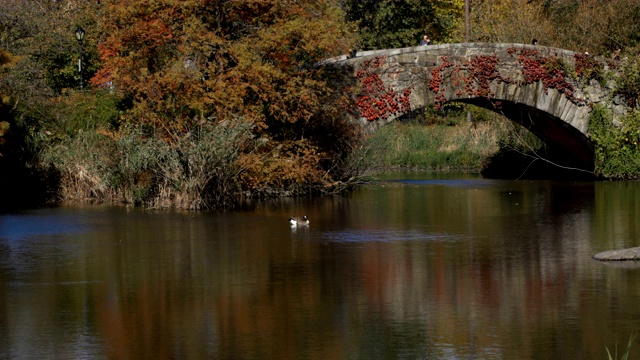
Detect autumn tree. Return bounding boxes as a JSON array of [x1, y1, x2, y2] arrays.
[[549, 0, 640, 54], [95, 0, 353, 131], [341, 0, 465, 50], [466, 0, 552, 45], [469, 0, 640, 56], [90, 0, 357, 205]]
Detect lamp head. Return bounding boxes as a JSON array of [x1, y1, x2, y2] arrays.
[[75, 26, 85, 43]]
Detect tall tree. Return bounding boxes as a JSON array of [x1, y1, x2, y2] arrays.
[[0, 0, 100, 95], [469, 0, 640, 56], [467, 0, 552, 45], [341, 0, 465, 50], [94, 0, 354, 135], [547, 0, 640, 54], [93, 0, 357, 195]]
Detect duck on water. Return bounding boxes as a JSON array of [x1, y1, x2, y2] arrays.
[[289, 216, 309, 226]]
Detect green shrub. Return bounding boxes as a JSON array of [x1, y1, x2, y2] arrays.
[[42, 113, 255, 209], [47, 92, 122, 138], [615, 56, 640, 108], [589, 106, 640, 179]]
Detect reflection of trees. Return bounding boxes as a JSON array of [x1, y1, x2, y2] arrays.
[[3, 182, 640, 359]]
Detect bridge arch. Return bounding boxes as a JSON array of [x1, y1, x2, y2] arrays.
[[325, 43, 628, 172]]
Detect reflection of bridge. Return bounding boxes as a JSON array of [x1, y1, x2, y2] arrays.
[[325, 43, 629, 171]]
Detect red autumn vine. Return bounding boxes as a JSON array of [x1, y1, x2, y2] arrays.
[[427, 47, 592, 109], [465, 55, 501, 98], [574, 52, 604, 82], [428, 54, 502, 109], [355, 56, 412, 122], [514, 48, 576, 101]]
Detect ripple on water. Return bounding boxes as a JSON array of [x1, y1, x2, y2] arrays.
[[321, 229, 467, 243]]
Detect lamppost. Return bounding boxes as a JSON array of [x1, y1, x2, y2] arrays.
[[75, 26, 85, 91], [465, 0, 472, 123], [465, 0, 469, 43]]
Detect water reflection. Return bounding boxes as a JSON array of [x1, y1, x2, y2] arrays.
[[322, 229, 466, 243], [1, 176, 640, 359]]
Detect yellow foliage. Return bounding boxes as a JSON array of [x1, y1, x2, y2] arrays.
[[433, 0, 466, 43], [469, 0, 640, 55], [469, 0, 552, 44]]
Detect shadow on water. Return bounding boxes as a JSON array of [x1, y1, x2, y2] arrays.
[[480, 147, 597, 181]]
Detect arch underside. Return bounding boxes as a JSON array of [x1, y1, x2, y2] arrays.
[[460, 98, 594, 172], [400, 98, 595, 172]]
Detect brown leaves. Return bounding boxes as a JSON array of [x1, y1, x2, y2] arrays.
[[95, 0, 353, 133], [469, 0, 640, 55], [238, 139, 326, 192], [91, 0, 356, 193]]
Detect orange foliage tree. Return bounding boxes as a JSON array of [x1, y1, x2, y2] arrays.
[[94, 0, 354, 134], [93, 0, 357, 195]]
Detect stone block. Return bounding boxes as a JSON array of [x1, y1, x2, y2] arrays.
[[553, 94, 570, 120], [613, 104, 627, 117], [492, 82, 505, 99], [536, 87, 557, 113]]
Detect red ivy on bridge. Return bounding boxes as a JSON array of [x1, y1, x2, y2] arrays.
[[428, 47, 592, 109], [429, 54, 502, 109], [510, 48, 577, 101], [353, 47, 600, 118], [355, 56, 412, 122]]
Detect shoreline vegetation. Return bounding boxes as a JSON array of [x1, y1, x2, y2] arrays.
[[3, 94, 640, 211], [4, 1, 640, 210], [0, 101, 598, 211]]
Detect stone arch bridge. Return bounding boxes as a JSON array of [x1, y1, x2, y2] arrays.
[[323, 43, 628, 172]]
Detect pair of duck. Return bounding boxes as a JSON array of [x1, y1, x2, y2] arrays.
[[289, 215, 309, 226]]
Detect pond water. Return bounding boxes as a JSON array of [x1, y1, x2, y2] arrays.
[[1, 172, 639, 359]]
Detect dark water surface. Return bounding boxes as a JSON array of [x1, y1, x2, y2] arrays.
[[1, 173, 640, 359]]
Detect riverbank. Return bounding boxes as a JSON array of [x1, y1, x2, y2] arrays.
[[0, 111, 593, 211]]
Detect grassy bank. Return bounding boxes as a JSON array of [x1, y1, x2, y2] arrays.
[[363, 117, 510, 172]]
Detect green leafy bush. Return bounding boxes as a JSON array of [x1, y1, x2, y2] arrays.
[[589, 106, 640, 179], [616, 56, 640, 108]]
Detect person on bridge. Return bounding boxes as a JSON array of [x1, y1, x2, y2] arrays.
[[420, 35, 431, 46]]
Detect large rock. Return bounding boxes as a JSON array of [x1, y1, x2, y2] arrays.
[[592, 247, 640, 261]]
